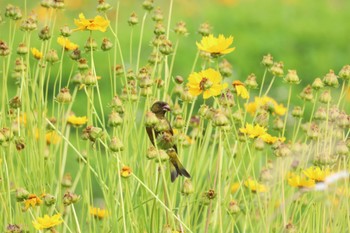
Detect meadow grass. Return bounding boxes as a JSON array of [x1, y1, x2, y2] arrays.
[[1, 0, 350, 233]]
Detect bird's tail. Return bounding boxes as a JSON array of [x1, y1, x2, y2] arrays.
[[170, 160, 191, 182]]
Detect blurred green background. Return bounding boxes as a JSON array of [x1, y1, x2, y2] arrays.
[[1, 0, 350, 103]]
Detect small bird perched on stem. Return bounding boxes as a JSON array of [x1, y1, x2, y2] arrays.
[[146, 101, 191, 182]]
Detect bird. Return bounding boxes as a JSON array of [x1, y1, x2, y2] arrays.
[[146, 101, 191, 182]]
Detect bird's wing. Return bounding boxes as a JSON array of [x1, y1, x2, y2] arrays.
[[146, 126, 158, 146], [165, 119, 178, 153]]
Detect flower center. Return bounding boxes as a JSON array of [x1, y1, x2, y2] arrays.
[[199, 78, 212, 91]]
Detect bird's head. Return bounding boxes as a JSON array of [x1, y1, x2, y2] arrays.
[[151, 101, 171, 116]]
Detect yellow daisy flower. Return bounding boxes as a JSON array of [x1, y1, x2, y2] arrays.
[[31, 48, 43, 60], [186, 68, 228, 99], [245, 96, 287, 116], [45, 131, 61, 145], [57, 36, 78, 51], [244, 178, 267, 193], [231, 182, 240, 194], [32, 214, 63, 230], [303, 166, 330, 182], [232, 80, 249, 99], [74, 13, 109, 32], [259, 133, 285, 144], [90, 207, 108, 219], [239, 123, 267, 138], [23, 194, 42, 211], [196, 34, 235, 56], [288, 174, 315, 188], [67, 115, 88, 127]]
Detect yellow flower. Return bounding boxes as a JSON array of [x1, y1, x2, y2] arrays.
[[67, 115, 88, 127], [231, 182, 240, 194], [232, 80, 249, 99], [196, 34, 235, 56], [245, 96, 287, 116], [45, 131, 61, 145], [57, 36, 78, 51], [239, 123, 267, 138], [90, 207, 108, 219], [244, 178, 267, 193], [31, 48, 43, 60], [303, 166, 330, 182], [259, 133, 285, 144], [288, 174, 315, 188], [74, 13, 109, 32], [120, 166, 132, 178], [32, 214, 63, 230], [186, 68, 228, 99], [23, 194, 42, 211]]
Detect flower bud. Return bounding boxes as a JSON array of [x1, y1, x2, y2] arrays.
[[14, 58, 26, 72], [20, 16, 37, 31], [56, 88, 72, 104], [174, 21, 188, 36], [145, 111, 159, 127], [101, 38, 113, 51], [227, 200, 241, 214], [261, 54, 274, 67], [5, 224, 22, 233], [142, 0, 154, 11], [128, 12, 139, 26], [109, 136, 124, 152], [323, 70, 338, 87], [9, 96, 21, 109], [16, 43, 28, 55], [70, 48, 81, 60], [159, 39, 173, 55], [77, 58, 89, 71], [109, 95, 125, 114], [61, 173, 72, 188], [43, 193, 56, 206], [337, 111, 349, 128], [0, 40, 10, 56], [284, 69, 300, 84], [38, 26, 51, 40], [60, 25, 72, 37], [52, 0, 64, 9], [319, 90, 331, 103], [339, 65, 350, 80], [299, 85, 313, 101], [15, 188, 29, 202], [120, 166, 132, 178], [245, 73, 259, 89], [152, 7, 163, 22], [173, 115, 185, 129], [83, 71, 98, 86], [85, 37, 97, 51], [63, 191, 80, 206], [212, 111, 230, 127], [218, 59, 232, 78], [45, 49, 59, 63], [181, 179, 194, 195], [335, 141, 349, 156], [198, 22, 212, 36], [311, 77, 324, 90], [314, 107, 327, 120], [154, 149, 169, 163], [269, 62, 284, 77], [97, 0, 112, 12], [292, 106, 303, 118], [108, 111, 123, 127], [5, 4, 22, 21], [253, 138, 265, 151]]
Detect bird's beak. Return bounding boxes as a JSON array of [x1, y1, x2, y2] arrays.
[[163, 104, 171, 112]]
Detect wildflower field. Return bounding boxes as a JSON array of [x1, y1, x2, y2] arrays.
[[1, 0, 350, 232]]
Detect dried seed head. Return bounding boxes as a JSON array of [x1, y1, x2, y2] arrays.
[[291, 106, 303, 118], [311, 77, 324, 90], [45, 49, 59, 63], [323, 69, 338, 87], [16, 43, 28, 55], [219, 59, 233, 78], [109, 136, 124, 152], [174, 21, 188, 36], [269, 62, 284, 77], [38, 26, 51, 40], [339, 65, 350, 80], [128, 12, 139, 26], [198, 22, 212, 36], [142, 0, 154, 11], [55, 88, 72, 104], [181, 179, 194, 195], [152, 7, 163, 22], [97, 0, 112, 12], [0, 40, 10, 56], [284, 69, 300, 84], [108, 111, 123, 127], [245, 73, 259, 89], [319, 90, 332, 103], [299, 85, 313, 101]]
